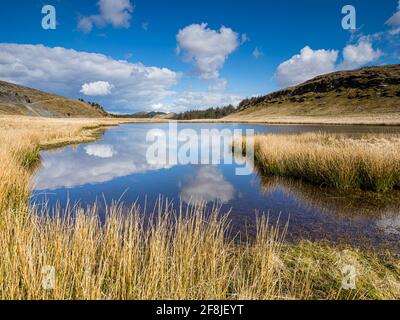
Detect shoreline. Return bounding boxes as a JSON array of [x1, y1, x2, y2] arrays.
[[3, 114, 400, 128], [178, 116, 400, 127]]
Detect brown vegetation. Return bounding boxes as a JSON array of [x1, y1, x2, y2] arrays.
[[245, 132, 400, 192], [226, 65, 400, 120]]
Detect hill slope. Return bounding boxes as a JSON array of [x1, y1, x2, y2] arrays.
[[0, 81, 108, 117], [225, 64, 400, 120]]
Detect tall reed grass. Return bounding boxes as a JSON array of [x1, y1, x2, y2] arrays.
[[1, 201, 399, 300], [0, 116, 399, 300], [248, 133, 400, 192], [0, 201, 288, 300]]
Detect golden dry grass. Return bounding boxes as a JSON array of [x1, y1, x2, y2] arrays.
[[0, 116, 129, 210], [248, 133, 400, 192], [0, 116, 399, 300], [185, 115, 400, 126]]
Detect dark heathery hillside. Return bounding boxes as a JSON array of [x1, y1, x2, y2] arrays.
[[225, 64, 400, 120], [174, 105, 237, 120], [113, 111, 168, 118], [0, 80, 108, 117]]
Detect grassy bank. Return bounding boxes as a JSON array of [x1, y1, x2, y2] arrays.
[[0, 116, 133, 210], [0, 116, 399, 300], [221, 115, 400, 126], [248, 133, 400, 192], [179, 115, 400, 126]]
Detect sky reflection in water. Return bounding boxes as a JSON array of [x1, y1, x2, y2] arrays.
[[32, 123, 400, 250]]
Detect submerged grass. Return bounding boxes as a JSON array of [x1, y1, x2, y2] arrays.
[[0, 116, 399, 300], [248, 133, 400, 192]]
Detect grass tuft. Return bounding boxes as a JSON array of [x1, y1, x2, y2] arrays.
[[245, 133, 400, 192]]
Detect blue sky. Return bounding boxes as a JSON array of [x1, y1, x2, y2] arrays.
[[0, 0, 399, 113]]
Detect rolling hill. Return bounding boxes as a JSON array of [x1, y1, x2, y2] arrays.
[[0, 80, 108, 117], [225, 64, 400, 121]]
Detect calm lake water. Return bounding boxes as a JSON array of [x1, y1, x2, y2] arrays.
[[31, 123, 400, 250]]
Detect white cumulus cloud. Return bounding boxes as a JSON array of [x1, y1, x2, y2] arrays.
[[0, 43, 180, 112], [80, 81, 114, 96], [340, 40, 382, 70], [176, 23, 239, 80], [163, 91, 243, 113], [275, 46, 339, 86], [275, 39, 382, 86], [78, 0, 134, 33]]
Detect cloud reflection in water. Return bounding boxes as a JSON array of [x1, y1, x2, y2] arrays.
[[179, 166, 235, 204]]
